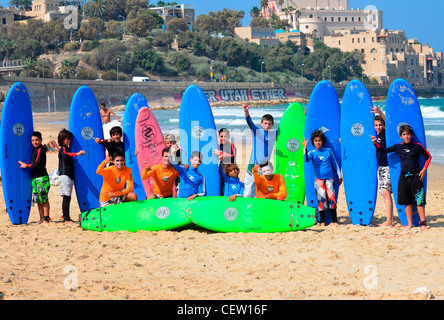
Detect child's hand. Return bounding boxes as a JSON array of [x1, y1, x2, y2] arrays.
[[47, 140, 59, 151], [77, 150, 86, 156], [369, 135, 377, 143], [252, 161, 260, 172], [103, 156, 111, 164], [183, 164, 190, 170], [187, 194, 198, 201], [242, 103, 250, 116], [302, 138, 309, 149], [144, 162, 151, 172], [419, 168, 427, 181], [213, 149, 221, 156], [229, 194, 237, 202], [134, 149, 139, 156], [369, 105, 382, 115], [94, 137, 102, 144], [18, 161, 27, 169]]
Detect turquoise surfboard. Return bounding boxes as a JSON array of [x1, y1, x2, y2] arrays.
[[340, 80, 377, 226], [79, 198, 192, 232], [186, 196, 316, 233], [179, 85, 220, 196], [0, 82, 34, 224], [386, 79, 426, 226], [123, 93, 146, 201], [274, 102, 306, 204], [304, 80, 341, 225], [69, 86, 106, 213]]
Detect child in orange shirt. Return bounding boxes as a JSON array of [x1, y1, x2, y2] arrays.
[[141, 147, 179, 199], [252, 160, 287, 200], [96, 151, 137, 207]]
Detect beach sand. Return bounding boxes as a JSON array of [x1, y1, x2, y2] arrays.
[[0, 112, 443, 300]]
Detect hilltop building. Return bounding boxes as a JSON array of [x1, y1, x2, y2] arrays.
[[259, 0, 442, 86], [148, 4, 195, 26]]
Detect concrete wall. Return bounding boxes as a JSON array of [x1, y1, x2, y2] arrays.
[[1, 75, 444, 113]]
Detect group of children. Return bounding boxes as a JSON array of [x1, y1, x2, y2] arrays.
[[19, 103, 431, 230]]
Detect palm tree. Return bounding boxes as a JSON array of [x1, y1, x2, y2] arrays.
[[250, 6, 260, 18], [59, 59, 77, 79], [85, 0, 107, 20]]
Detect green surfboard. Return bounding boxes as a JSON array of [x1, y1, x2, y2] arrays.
[[274, 102, 306, 204], [79, 198, 192, 232], [186, 196, 315, 233]]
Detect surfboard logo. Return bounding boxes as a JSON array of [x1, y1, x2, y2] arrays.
[[156, 206, 170, 219], [81, 127, 94, 140], [286, 139, 300, 152], [12, 123, 25, 137], [351, 123, 364, 137], [224, 207, 238, 221], [191, 126, 205, 140]]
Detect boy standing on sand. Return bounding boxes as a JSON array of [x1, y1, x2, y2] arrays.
[[371, 124, 431, 230], [19, 132, 58, 224], [370, 105, 394, 226], [242, 103, 277, 198]]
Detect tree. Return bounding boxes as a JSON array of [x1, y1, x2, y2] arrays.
[[78, 17, 105, 40], [126, 14, 157, 37], [249, 17, 270, 28], [250, 6, 260, 18], [169, 51, 191, 72], [194, 14, 218, 34], [166, 18, 188, 33], [125, 0, 149, 19], [133, 43, 165, 72], [59, 59, 78, 79], [84, 0, 107, 20]]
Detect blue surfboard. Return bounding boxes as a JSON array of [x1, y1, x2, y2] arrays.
[[340, 80, 377, 226], [69, 86, 106, 213], [304, 80, 341, 225], [123, 93, 146, 201], [0, 82, 34, 224], [386, 79, 426, 226], [179, 85, 220, 196]]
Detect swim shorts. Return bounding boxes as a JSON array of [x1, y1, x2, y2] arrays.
[[314, 178, 337, 211], [377, 166, 392, 195], [397, 172, 426, 206], [58, 175, 74, 197], [100, 194, 127, 207], [32, 175, 50, 203]]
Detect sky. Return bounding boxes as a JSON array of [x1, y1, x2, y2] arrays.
[[2, 0, 443, 51]]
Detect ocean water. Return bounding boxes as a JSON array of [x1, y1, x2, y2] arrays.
[[112, 97, 444, 164]]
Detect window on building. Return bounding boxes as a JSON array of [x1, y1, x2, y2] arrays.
[[371, 48, 377, 53], [2, 18, 6, 24]]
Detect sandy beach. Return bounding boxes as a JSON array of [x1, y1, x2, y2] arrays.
[[0, 111, 443, 300]]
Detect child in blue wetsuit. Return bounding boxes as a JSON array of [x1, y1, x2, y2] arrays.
[[172, 151, 206, 201], [219, 159, 244, 202], [303, 129, 342, 226], [242, 103, 277, 198]]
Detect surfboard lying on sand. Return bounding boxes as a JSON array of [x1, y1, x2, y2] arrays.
[[186, 196, 315, 233], [79, 198, 192, 232], [0, 82, 34, 224]]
